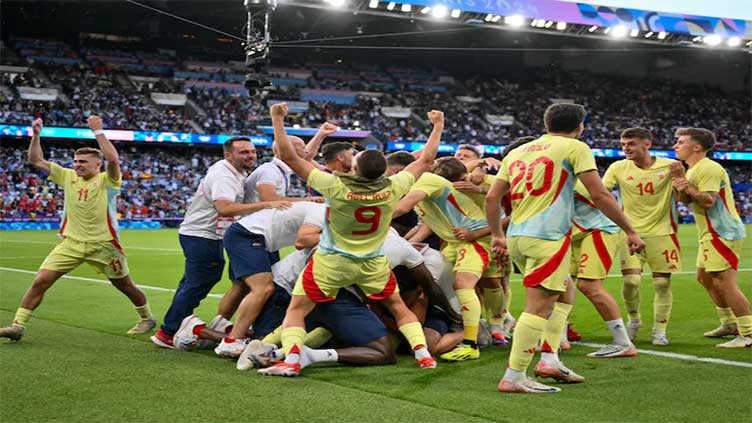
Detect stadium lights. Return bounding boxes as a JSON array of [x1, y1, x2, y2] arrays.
[[611, 25, 628, 38], [431, 5, 448, 18], [645, 31, 654, 38], [630, 29, 639, 37], [368, 0, 378, 7], [556, 21, 567, 30], [420, 6, 431, 14], [657, 31, 667, 39], [603, 27, 610, 34], [504, 15, 525, 27], [492, 15, 502, 23], [485, 13, 494, 22], [386, 2, 394, 10], [400, 3, 411, 12], [544, 20, 554, 28], [530, 19, 538, 27], [746, 40, 752, 47], [325, 0, 346, 7], [726, 36, 741, 47], [535, 19, 546, 28], [450, 9, 460, 18], [703, 35, 722, 46], [588, 25, 598, 32]]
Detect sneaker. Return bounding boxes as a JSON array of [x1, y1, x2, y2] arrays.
[[0, 324, 25, 341], [237, 340, 277, 370], [257, 361, 301, 377], [150, 328, 175, 349], [198, 315, 234, 350], [586, 343, 638, 358], [567, 324, 581, 342], [173, 315, 205, 351], [503, 314, 516, 337], [215, 338, 247, 358], [704, 324, 738, 338], [651, 330, 669, 346], [534, 360, 585, 383], [416, 356, 437, 369], [716, 335, 752, 348], [439, 343, 480, 362], [498, 377, 561, 394], [627, 319, 642, 341], [477, 319, 492, 349], [126, 317, 156, 335], [491, 331, 509, 346]]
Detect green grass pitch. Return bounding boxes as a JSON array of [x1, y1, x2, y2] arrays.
[[1, 226, 750, 422]]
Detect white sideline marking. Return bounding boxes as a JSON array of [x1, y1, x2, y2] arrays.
[[0, 267, 222, 299], [575, 342, 752, 368], [507, 269, 751, 281], [0, 239, 181, 252]]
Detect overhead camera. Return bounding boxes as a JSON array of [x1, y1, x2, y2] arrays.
[[243, 0, 275, 96]]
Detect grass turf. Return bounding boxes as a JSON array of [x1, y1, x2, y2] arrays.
[[1, 226, 751, 422]]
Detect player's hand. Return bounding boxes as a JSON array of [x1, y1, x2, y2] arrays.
[[626, 232, 646, 255], [317, 122, 339, 137], [669, 161, 686, 178], [31, 118, 43, 136], [270, 102, 288, 118], [452, 180, 482, 194], [490, 235, 507, 257], [482, 158, 501, 171], [308, 196, 326, 204], [453, 227, 474, 241], [427, 110, 444, 126], [87, 115, 104, 131], [264, 201, 292, 210], [672, 177, 689, 192], [469, 169, 486, 185]]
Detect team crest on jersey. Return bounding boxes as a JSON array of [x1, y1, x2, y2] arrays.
[[626, 176, 634, 181], [91, 181, 99, 189], [657, 173, 666, 179]]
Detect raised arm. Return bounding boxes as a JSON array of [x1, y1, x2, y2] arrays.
[[403, 110, 444, 179], [394, 190, 428, 218], [270, 103, 316, 182], [27, 118, 51, 173], [87, 115, 120, 181], [304, 122, 339, 162]]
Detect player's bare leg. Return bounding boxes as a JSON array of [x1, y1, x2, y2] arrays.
[[109, 275, 156, 334], [382, 290, 436, 368], [216, 283, 249, 320], [697, 268, 738, 337], [425, 328, 464, 355], [217, 273, 275, 358], [0, 269, 65, 341], [577, 277, 636, 358], [711, 269, 752, 348]]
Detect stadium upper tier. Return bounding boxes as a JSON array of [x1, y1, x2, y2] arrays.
[[1, 37, 750, 151]]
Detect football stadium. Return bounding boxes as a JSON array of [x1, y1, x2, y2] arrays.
[[0, 1, 750, 421]]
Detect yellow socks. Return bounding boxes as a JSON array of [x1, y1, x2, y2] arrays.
[[622, 274, 642, 321], [304, 327, 333, 348], [540, 302, 573, 353], [280, 326, 306, 354], [134, 303, 152, 320], [262, 327, 282, 345], [716, 307, 737, 326], [504, 286, 512, 317], [508, 312, 547, 371], [737, 315, 752, 337], [483, 288, 505, 326], [456, 288, 481, 344], [12, 308, 32, 328], [653, 276, 672, 332], [398, 321, 427, 350]]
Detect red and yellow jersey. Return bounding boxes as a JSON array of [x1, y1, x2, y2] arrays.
[[602, 157, 678, 238], [686, 157, 746, 242], [497, 134, 597, 240], [48, 162, 121, 242], [307, 169, 415, 259], [573, 180, 620, 234], [410, 172, 488, 242]]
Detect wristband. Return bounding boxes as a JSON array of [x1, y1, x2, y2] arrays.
[[93, 129, 105, 136]]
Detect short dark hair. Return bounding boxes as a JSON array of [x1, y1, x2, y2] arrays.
[[74, 147, 103, 160], [321, 142, 354, 163], [501, 136, 536, 160], [356, 150, 387, 179], [620, 127, 652, 140], [386, 151, 416, 168], [431, 157, 467, 182], [675, 127, 716, 151], [457, 144, 483, 159], [223, 137, 252, 154], [543, 103, 587, 133]]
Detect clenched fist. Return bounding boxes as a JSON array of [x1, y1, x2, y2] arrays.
[[669, 161, 685, 178], [318, 122, 339, 137], [87, 115, 104, 131], [427, 110, 444, 125], [31, 118, 43, 136], [270, 102, 288, 118]]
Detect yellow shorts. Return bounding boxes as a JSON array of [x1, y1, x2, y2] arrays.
[[442, 239, 499, 278], [697, 237, 743, 272], [620, 234, 682, 273], [40, 237, 130, 279], [508, 234, 571, 292], [570, 229, 624, 280], [292, 251, 398, 302]]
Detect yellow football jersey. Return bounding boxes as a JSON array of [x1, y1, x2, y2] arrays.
[[686, 157, 746, 242]]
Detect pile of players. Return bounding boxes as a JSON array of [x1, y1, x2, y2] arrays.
[[2, 102, 749, 394]]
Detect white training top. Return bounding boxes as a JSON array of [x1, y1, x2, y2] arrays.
[[179, 159, 247, 240], [236, 202, 325, 252], [420, 246, 461, 314], [243, 158, 293, 204]]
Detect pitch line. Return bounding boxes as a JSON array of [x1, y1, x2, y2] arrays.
[[1, 266, 750, 368], [0, 239, 182, 252]]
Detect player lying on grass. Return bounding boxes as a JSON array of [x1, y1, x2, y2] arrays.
[[258, 102, 444, 376], [671, 127, 751, 348], [1, 117, 156, 342]]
